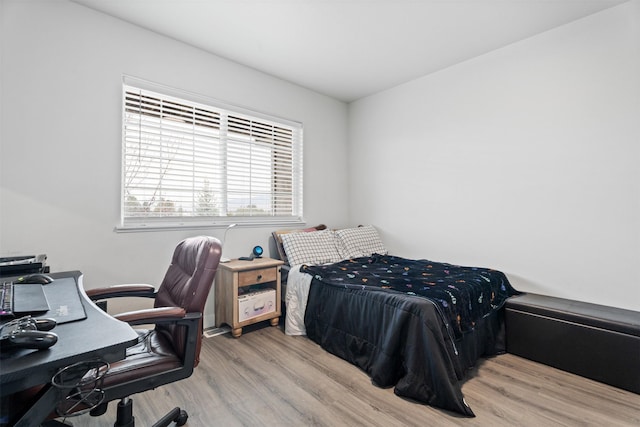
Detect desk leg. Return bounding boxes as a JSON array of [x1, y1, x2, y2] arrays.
[[13, 361, 94, 427], [13, 384, 68, 427]]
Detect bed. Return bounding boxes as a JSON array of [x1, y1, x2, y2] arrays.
[[273, 225, 519, 417]]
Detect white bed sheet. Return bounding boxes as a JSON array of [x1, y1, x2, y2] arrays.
[[284, 265, 313, 336]]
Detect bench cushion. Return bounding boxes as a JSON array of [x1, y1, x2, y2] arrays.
[[506, 293, 640, 337]]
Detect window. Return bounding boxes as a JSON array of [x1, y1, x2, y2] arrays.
[[120, 78, 303, 231]]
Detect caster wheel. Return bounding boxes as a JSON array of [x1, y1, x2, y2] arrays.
[[176, 410, 188, 426]]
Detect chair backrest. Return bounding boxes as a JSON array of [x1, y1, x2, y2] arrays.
[[154, 236, 222, 366]]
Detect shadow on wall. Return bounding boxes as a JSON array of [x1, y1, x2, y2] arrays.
[[506, 273, 560, 298]]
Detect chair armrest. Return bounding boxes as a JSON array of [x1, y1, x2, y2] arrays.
[[85, 284, 157, 300], [114, 306, 187, 325], [115, 309, 202, 370]]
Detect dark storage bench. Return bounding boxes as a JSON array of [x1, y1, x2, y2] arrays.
[[505, 293, 640, 394]]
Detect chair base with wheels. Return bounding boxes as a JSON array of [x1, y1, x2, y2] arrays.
[[108, 397, 187, 427]]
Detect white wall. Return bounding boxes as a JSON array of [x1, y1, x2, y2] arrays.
[[2, 0, 638, 320], [349, 1, 640, 311], [0, 0, 349, 326]]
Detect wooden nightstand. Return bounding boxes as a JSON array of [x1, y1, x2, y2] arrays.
[[214, 257, 284, 338]]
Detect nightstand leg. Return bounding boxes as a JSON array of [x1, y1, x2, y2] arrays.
[[232, 327, 242, 338], [270, 317, 279, 327]]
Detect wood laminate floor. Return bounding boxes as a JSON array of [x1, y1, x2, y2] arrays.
[[65, 323, 639, 426]]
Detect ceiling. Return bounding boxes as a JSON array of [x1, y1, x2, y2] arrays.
[[72, 0, 627, 102]]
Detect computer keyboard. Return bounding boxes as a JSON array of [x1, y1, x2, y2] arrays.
[[1, 281, 51, 319], [1, 282, 15, 318]]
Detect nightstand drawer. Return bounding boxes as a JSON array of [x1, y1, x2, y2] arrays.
[[238, 267, 277, 287]]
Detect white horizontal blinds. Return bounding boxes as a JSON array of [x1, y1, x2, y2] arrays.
[[226, 114, 297, 217], [123, 85, 224, 219], [122, 81, 302, 225]]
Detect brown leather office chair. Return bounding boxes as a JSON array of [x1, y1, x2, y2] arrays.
[[75, 235, 222, 427]]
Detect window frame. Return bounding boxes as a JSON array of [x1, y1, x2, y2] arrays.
[[116, 76, 304, 232]]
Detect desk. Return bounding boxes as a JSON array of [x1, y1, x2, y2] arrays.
[[0, 271, 138, 427]]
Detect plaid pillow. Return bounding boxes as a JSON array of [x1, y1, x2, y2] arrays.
[[336, 225, 387, 259], [272, 224, 326, 266], [281, 229, 342, 266]]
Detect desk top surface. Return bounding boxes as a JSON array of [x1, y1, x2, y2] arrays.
[[0, 271, 139, 396]]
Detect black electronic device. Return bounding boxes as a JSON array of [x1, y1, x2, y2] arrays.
[[17, 273, 54, 285], [1, 330, 58, 350], [1, 315, 57, 331], [0, 315, 58, 351], [1, 281, 51, 318], [0, 254, 48, 278], [1, 282, 13, 318], [0, 331, 58, 351], [33, 317, 57, 331], [252, 245, 264, 258], [238, 245, 264, 261]]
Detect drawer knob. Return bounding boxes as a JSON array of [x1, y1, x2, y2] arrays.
[[257, 274, 263, 281]]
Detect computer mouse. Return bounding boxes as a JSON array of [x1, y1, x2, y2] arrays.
[[17, 274, 54, 285]]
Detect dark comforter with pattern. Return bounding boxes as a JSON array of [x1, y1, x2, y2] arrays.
[[302, 255, 519, 416]]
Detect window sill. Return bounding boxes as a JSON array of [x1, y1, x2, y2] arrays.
[[114, 218, 307, 233]]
